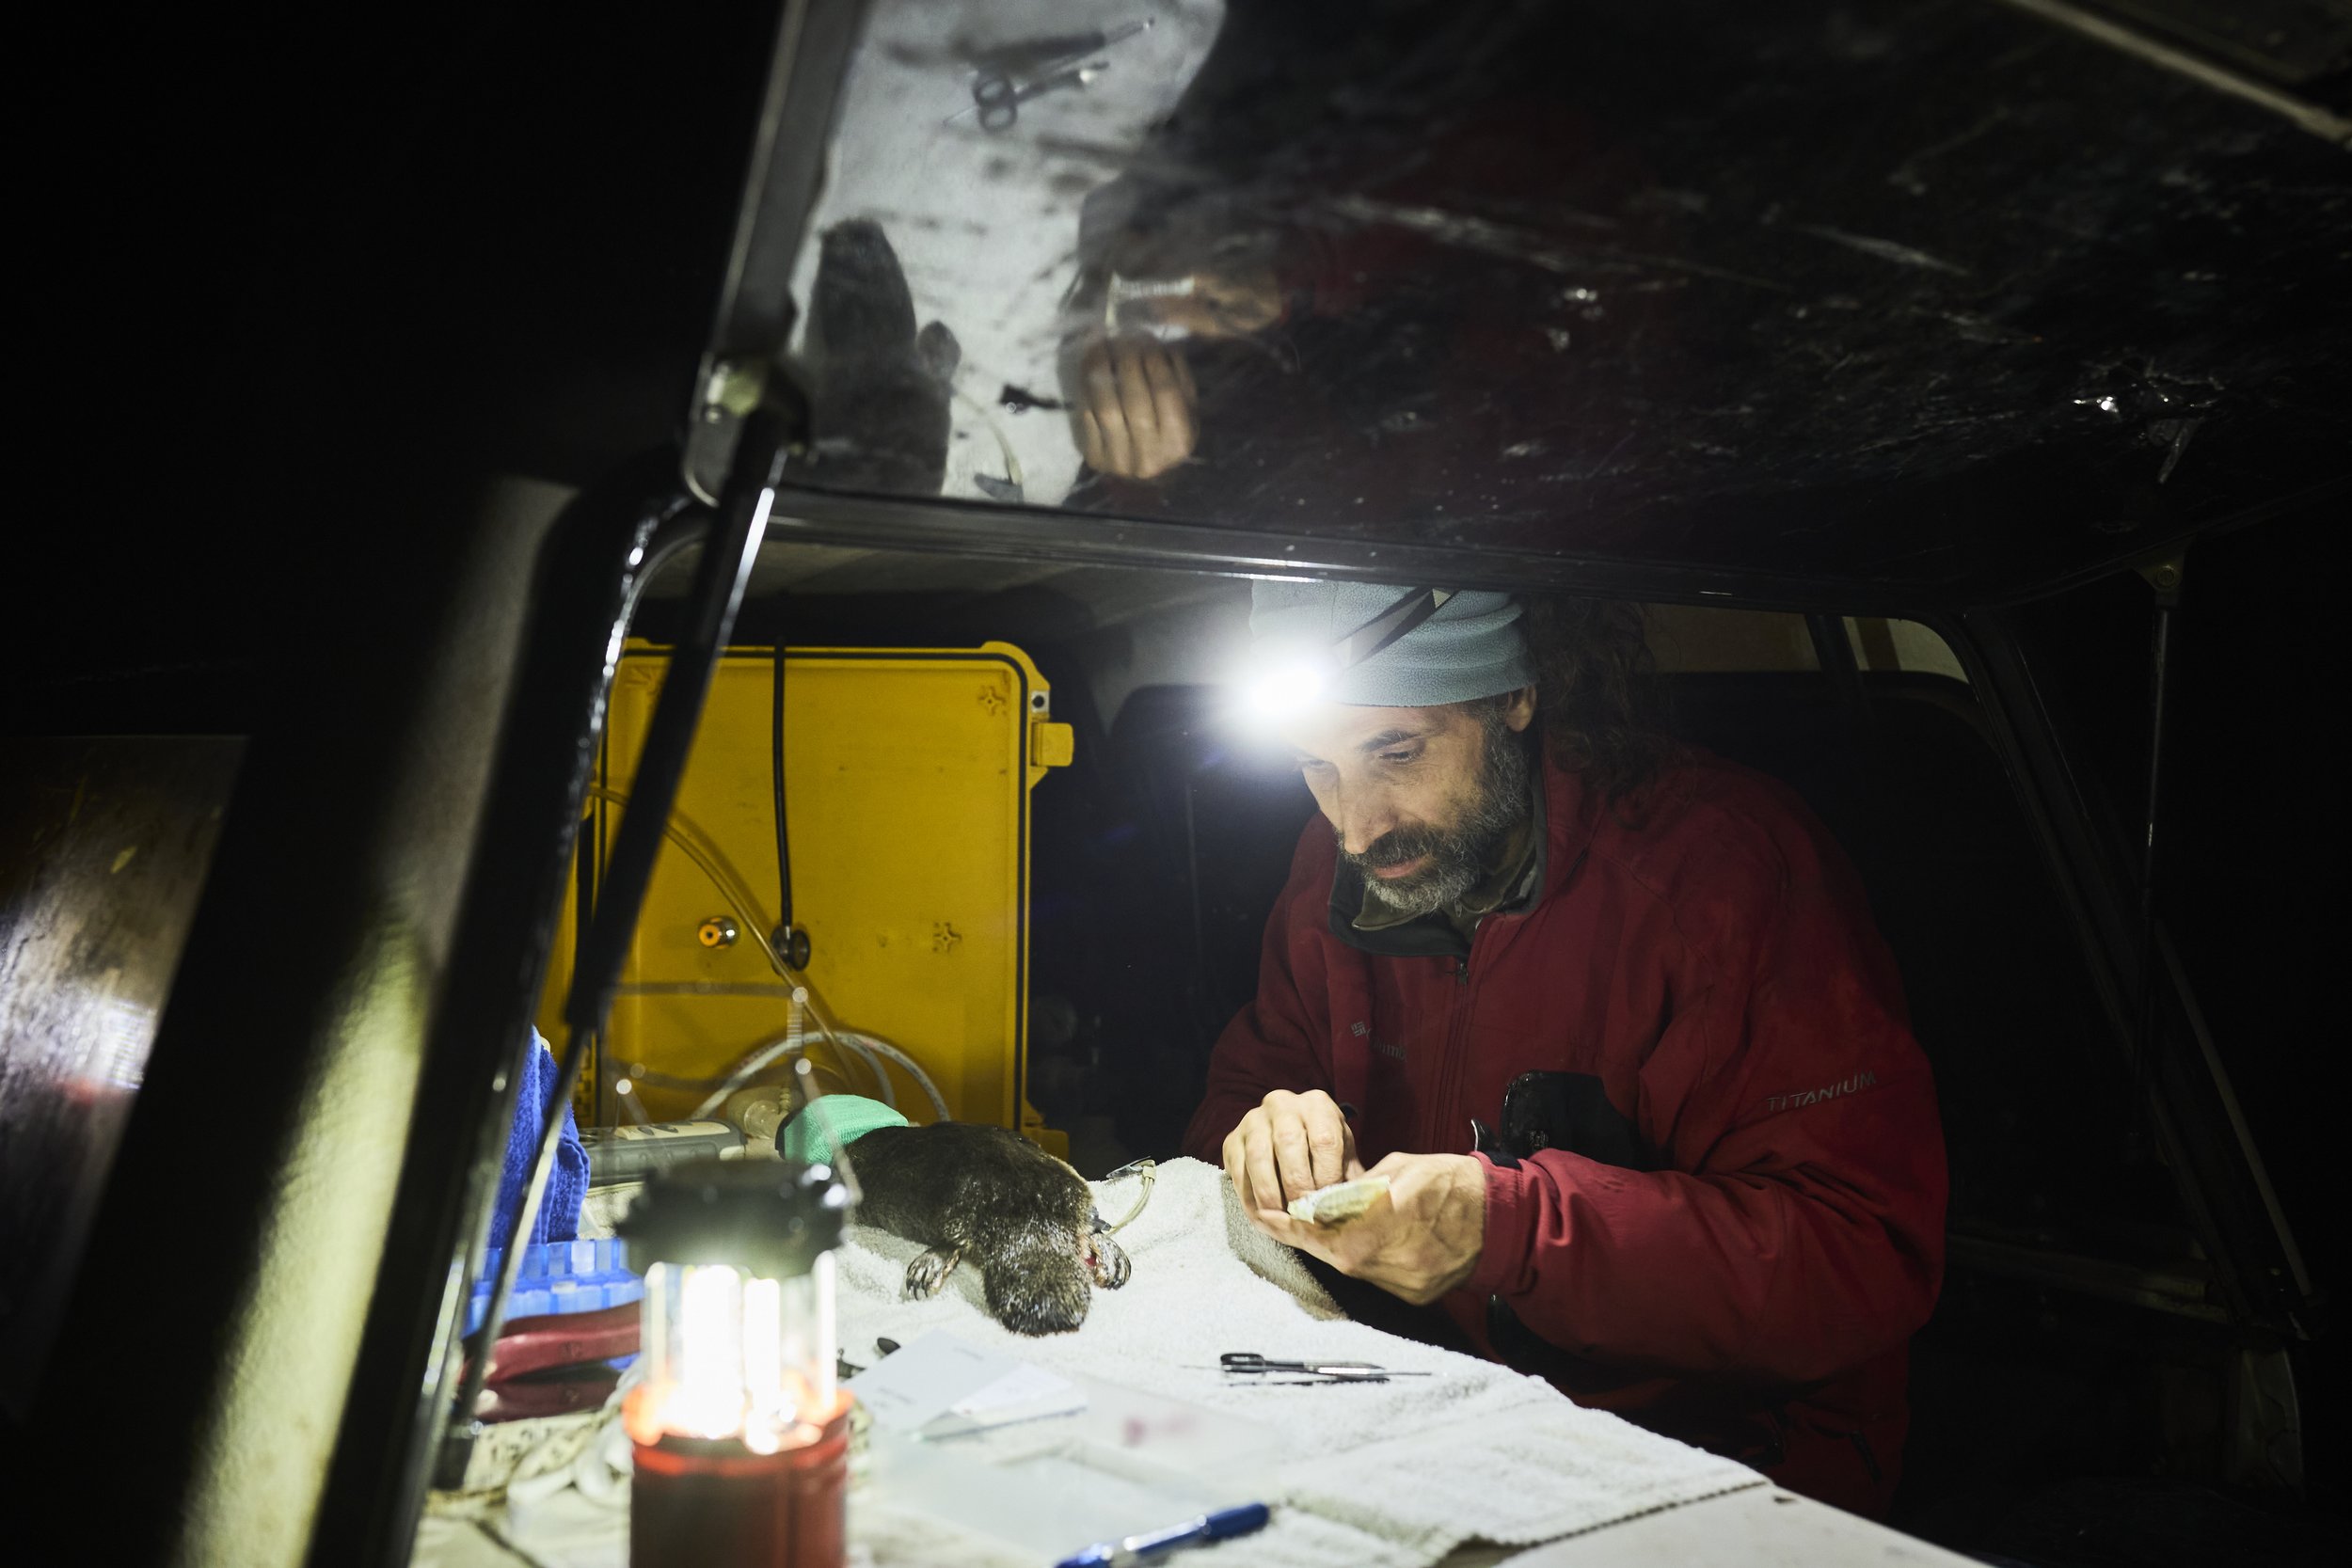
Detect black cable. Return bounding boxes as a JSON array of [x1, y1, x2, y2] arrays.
[[769, 625, 813, 969], [773, 631, 793, 936], [573, 808, 598, 1119], [563, 406, 786, 1042]]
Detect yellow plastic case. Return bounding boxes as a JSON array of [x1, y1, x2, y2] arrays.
[[537, 641, 1073, 1154]]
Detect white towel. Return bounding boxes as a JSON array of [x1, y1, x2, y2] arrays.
[[834, 1157, 1761, 1565]]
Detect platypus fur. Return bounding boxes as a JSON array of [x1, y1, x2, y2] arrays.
[[848, 1121, 1129, 1335]]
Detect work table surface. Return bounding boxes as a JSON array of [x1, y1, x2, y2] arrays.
[[415, 1481, 1983, 1567]]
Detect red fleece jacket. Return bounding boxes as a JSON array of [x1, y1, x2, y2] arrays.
[[1183, 750, 1947, 1514]]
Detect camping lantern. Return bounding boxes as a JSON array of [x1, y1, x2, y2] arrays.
[[617, 1158, 854, 1568]]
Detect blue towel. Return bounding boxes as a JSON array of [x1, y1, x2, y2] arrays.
[[491, 1029, 588, 1251]]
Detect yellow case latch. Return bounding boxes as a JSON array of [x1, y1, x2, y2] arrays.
[[1029, 721, 1075, 769]]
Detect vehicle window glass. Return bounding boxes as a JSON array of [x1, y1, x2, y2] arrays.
[[1847, 617, 1966, 681], [1647, 608, 1966, 679], [765, 0, 2342, 598]]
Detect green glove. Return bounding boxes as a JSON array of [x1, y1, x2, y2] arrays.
[[777, 1094, 908, 1165]]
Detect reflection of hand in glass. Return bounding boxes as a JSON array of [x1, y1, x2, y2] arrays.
[[1070, 264, 1283, 480], [1073, 336, 1199, 481]]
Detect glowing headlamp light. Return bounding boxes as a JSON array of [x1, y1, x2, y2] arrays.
[[1241, 586, 1454, 721], [1246, 657, 1333, 716]]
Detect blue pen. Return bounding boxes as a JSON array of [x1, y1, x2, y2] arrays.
[[1053, 1502, 1272, 1567]]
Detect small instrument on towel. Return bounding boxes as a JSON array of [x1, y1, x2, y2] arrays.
[[962, 19, 1152, 131], [1214, 1352, 1431, 1384]]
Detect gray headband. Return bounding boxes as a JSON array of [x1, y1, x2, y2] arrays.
[[1248, 582, 1534, 707]]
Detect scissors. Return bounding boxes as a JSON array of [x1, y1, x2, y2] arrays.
[[973, 62, 1102, 130], [963, 20, 1151, 132], [1216, 1353, 1431, 1382]]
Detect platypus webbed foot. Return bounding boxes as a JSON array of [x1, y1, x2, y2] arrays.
[[905, 1246, 961, 1299], [1087, 1229, 1131, 1290]]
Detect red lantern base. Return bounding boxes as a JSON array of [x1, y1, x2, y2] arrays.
[[628, 1395, 853, 1568]]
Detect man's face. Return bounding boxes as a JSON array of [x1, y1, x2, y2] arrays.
[[1281, 689, 1537, 919]]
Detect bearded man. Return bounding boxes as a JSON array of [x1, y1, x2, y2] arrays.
[[1184, 582, 1947, 1516]]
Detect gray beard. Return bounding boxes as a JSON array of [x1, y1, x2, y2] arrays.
[[1347, 718, 1534, 922]]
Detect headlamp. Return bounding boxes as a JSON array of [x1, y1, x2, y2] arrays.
[[1241, 586, 1454, 721]]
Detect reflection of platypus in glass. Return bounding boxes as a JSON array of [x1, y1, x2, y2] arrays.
[[797, 219, 960, 497], [849, 1121, 1130, 1335]]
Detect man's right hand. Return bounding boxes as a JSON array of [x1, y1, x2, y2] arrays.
[[1221, 1088, 1364, 1224], [1072, 336, 1198, 481]]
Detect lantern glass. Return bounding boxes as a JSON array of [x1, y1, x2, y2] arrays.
[[631, 1253, 838, 1453]]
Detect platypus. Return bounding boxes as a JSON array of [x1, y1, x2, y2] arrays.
[[847, 1121, 1130, 1335], [796, 218, 960, 497]]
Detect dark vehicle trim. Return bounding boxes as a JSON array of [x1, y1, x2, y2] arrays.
[[757, 477, 2348, 619], [307, 461, 707, 1566]]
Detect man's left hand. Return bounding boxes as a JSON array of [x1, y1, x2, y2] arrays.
[[1244, 1151, 1488, 1307]]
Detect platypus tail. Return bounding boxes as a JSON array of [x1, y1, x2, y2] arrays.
[[982, 1240, 1093, 1336]]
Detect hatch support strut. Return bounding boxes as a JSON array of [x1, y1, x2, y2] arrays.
[[1991, 0, 2352, 148], [2127, 551, 2185, 1143]]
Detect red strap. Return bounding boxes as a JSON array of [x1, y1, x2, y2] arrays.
[[477, 1300, 641, 1386]]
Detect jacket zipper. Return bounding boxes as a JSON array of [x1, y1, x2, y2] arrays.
[[1428, 847, 1575, 1155], [1435, 934, 1480, 1151]]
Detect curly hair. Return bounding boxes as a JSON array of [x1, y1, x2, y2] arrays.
[[1508, 596, 1677, 803]]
